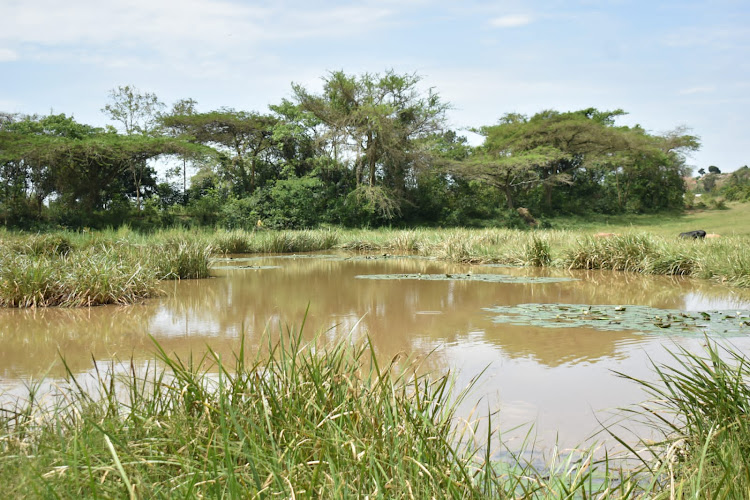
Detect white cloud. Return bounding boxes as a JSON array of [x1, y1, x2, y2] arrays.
[[489, 14, 533, 28], [678, 86, 716, 96], [0, 48, 19, 62], [0, 0, 395, 75], [0, 1, 393, 46]]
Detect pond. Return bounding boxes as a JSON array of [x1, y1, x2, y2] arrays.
[[2, 253, 750, 450]]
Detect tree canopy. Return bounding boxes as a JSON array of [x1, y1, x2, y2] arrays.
[[0, 71, 705, 230]]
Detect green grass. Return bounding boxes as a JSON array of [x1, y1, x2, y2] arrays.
[[3, 204, 750, 308], [614, 339, 750, 498], [552, 202, 750, 237], [0, 233, 213, 307], [3, 326, 748, 498]]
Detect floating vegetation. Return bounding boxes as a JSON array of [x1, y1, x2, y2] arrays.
[[211, 254, 337, 262], [341, 254, 437, 261], [484, 303, 750, 336], [355, 273, 578, 283], [210, 265, 282, 271]]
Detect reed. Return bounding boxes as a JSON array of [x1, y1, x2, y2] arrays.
[[147, 238, 213, 280], [615, 339, 750, 498], [4, 325, 750, 497], [0, 248, 162, 307], [0, 329, 488, 498], [4, 227, 750, 309]]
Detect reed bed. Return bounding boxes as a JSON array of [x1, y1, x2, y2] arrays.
[[3, 328, 747, 497], [615, 339, 750, 498], [0, 234, 213, 307], [3, 227, 750, 308], [0, 328, 656, 498]]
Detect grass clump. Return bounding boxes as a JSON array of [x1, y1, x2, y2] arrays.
[[4, 325, 750, 497], [213, 230, 254, 254], [617, 339, 750, 498], [148, 238, 213, 280], [0, 329, 491, 498], [523, 235, 552, 267], [0, 247, 160, 307]]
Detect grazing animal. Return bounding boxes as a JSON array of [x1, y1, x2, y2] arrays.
[[679, 230, 706, 239], [706, 233, 721, 239]]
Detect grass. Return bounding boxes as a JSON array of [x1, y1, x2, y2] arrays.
[[614, 339, 750, 498], [551, 201, 750, 237], [0, 233, 213, 307], [2, 325, 748, 498], [2, 204, 750, 308]]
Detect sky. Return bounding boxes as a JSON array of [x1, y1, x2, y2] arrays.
[[1, 0, 749, 173]]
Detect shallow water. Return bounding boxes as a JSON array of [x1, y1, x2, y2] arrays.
[[2, 253, 750, 450]]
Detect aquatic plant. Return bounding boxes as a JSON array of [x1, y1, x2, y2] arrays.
[[616, 339, 750, 498], [356, 273, 577, 284], [0, 329, 491, 497], [484, 303, 750, 337]]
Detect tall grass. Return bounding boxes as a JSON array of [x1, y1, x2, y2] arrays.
[[0, 328, 484, 497], [3, 227, 750, 308], [0, 326, 659, 498], [615, 339, 750, 498], [0, 234, 213, 307], [3, 325, 749, 497]]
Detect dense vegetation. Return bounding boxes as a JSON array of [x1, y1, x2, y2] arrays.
[[2, 328, 748, 498], [3, 227, 750, 308], [1, 71, 701, 230]]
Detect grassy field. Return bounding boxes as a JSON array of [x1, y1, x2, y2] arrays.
[[552, 202, 750, 237]]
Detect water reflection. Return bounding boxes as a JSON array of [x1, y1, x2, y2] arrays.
[[3, 254, 750, 448]]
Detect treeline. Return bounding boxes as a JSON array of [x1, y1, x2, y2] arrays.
[[691, 165, 750, 204], [0, 70, 700, 230]]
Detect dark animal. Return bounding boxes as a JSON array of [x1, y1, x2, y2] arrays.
[[679, 230, 706, 239]]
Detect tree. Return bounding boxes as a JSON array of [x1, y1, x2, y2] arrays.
[[0, 114, 103, 224], [0, 112, 187, 227], [455, 109, 628, 211], [161, 109, 278, 196], [291, 70, 449, 220], [451, 109, 698, 214], [102, 85, 165, 136], [161, 98, 200, 201], [708, 165, 721, 174], [102, 85, 166, 210]]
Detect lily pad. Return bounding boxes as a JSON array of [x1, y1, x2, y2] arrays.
[[484, 303, 750, 336], [211, 254, 337, 262], [339, 254, 436, 261], [355, 273, 577, 284], [210, 265, 282, 270]]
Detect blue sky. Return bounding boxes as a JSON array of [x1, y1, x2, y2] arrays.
[[1, 0, 748, 172]]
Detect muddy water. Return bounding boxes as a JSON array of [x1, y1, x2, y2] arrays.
[[2, 253, 750, 449]]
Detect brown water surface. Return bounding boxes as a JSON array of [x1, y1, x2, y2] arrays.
[[2, 253, 750, 449]]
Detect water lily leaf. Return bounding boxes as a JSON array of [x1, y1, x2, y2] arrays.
[[211, 254, 337, 262], [484, 303, 750, 337], [355, 273, 578, 284], [210, 265, 282, 270]]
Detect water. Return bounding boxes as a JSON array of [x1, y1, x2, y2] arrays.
[[2, 253, 750, 450]]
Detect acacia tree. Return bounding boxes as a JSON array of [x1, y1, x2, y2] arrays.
[[102, 85, 166, 210], [456, 109, 698, 214], [161, 98, 199, 200], [0, 114, 104, 223], [291, 70, 448, 219], [161, 109, 278, 196], [0, 113, 185, 226]]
